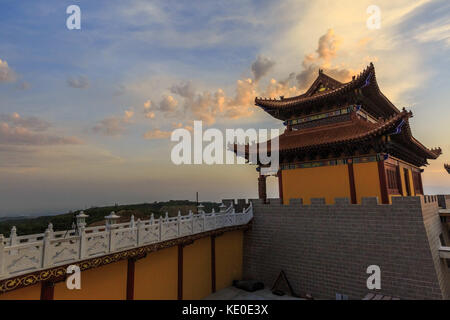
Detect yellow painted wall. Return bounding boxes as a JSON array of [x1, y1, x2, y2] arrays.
[[0, 283, 40, 300], [183, 237, 211, 300], [134, 246, 178, 300], [353, 162, 382, 204], [0, 230, 245, 300], [215, 230, 243, 291], [281, 164, 350, 204], [54, 259, 127, 300]]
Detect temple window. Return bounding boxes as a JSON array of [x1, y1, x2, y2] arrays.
[[412, 171, 423, 195]]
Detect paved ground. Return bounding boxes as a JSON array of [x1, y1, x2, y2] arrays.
[[205, 286, 303, 300]]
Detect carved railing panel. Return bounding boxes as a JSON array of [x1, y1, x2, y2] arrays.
[[85, 231, 109, 257]]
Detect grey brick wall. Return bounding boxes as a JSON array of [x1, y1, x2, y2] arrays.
[[421, 197, 450, 299], [242, 196, 450, 300], [437, 195, 450, 209]]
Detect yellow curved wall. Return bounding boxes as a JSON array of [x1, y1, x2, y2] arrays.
[[281, 164, 350, 204], [0, 230, 245, 300], [134, 246, 178, 300], [53, 259, 127, 300], [183, 237, 211, 300], [353, 162, 382, 204], [0, 283, 40, 300], [215, 230, 243, 291]]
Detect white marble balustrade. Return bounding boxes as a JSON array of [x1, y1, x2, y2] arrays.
[[0, 202, 252, 280]]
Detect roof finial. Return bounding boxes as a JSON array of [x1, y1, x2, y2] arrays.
[[318, 69, 323, 74]]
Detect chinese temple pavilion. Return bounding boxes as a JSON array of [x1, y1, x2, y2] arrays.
[[243, 63, 442, 204]]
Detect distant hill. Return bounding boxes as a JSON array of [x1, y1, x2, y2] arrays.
[[0, 216, 33, 222], [0, 200, 220, 237]]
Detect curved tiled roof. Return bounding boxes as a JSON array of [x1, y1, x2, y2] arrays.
[[277, 109, 411, 152], [235, 109, 441, 164], [445, 164, 450, 174], [255, 63, 400, 119], [255, 64, 374, 108]]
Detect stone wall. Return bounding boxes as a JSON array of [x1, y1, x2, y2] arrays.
[[421, 196, 450, 299], [437, 195, 450, 209], [243, 196, 450, 300]]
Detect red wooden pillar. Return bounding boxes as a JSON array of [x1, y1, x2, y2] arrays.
[[258, 173, 267, 203], [126, 258, 136, 300], [211, 236, 216, 293], [377, 160, 389, 204], [347, 163, 357, 204], [177, 244, 183, 300], [40, 281, 54, 300]]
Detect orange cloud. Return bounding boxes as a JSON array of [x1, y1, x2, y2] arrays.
[[0, 113, 82, 146], [93, 109, 135, 136], [143, 129, 171, 140]]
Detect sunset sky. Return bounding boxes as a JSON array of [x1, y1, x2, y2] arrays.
[[1, 0, 450, 216]]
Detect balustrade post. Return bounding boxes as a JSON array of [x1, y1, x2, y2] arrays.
[[202, 211, 206, 231], [110, 228, 116, 252], [136, 219, 142, 246], [79, 228, 86, 259], [10, 226, 17, 246], [0, 234, 5, 277], [189, 210, 193, 234], [47, 223, 54, 236], [130, 215, 137, 247], [158, 216, 162, 241], [198, 204, 205, 231], [212, 209, 216, 229], [130, 215, 135, 228], [42, 228, 53, 268]]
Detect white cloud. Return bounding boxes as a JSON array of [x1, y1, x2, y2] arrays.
[[414, 19, 450, 47], [0, 58, 17, 83]]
